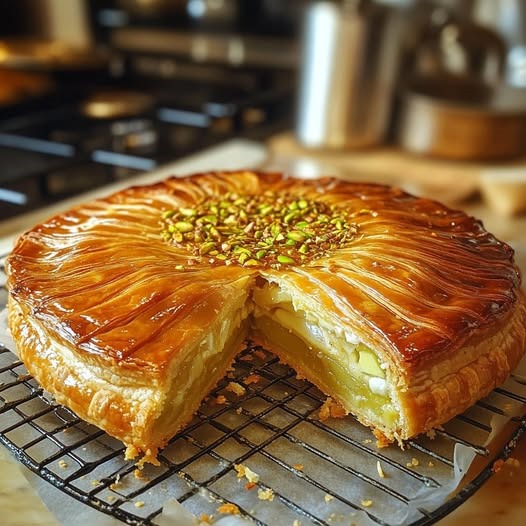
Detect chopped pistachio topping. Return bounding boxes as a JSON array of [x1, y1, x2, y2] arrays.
[[161, 191, 358, 268]]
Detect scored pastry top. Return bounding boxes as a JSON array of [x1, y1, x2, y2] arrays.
[[7, 171, 522, 370]]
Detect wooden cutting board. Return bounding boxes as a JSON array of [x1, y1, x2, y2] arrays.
[[268, 133, 526, 214]]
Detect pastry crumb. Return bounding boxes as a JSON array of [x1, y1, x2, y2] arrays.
[[361, 499, 373, 507], [240, 354, 253, 362], [493, 459, 505, 473], [58, 459, 68, 469], [324, 493, 334, 503], [236, 406, 243, 414], [292, 463, 304, 471], [245, 482, 256, 490], [376, 460, 386, 478], [363, 439, 373, 445], [234, 464, 260, 484], [428, 460, 435, 468], [107, 495, 116, 503], [319, 397, 347, 421], [258, 488, 274, 501], [91, 479, 101, 487], [293, 520, 301, 526], [406, 458, 420, 468], [227, 382, 246, 396], [254, 350, 266, 360], [110, 476, 121, 491], [134, 501, 145, 508], [125, 445, 139, 461], [244, 374, 261, 385], [234, 463, 246, 478], [217, 503, 240, 515], [372, 429, 392, 448], [214, 395, 227, 405], [200, 513, 213, 524]]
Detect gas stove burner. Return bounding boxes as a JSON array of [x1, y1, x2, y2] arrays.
[[81, 90, 155, 119], [111, 118, 158, 152]]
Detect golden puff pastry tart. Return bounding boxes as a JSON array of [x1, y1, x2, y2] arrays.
[[6, 171, 526, 463]]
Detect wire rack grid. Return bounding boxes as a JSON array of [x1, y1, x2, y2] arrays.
[[0, 250, 525, 526]]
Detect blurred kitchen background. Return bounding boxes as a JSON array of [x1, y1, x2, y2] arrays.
[[1, 0, 526, 223]]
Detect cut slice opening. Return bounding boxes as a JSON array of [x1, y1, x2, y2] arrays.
[[251, 281, 401, 436]]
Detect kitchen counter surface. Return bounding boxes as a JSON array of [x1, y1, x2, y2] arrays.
[[1, 138, 525, 525]]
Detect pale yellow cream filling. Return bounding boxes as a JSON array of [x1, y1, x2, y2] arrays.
[[252, 284, 399, 428]]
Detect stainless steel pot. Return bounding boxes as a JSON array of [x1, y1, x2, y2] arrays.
[[397, 75, 526, 160], [295, 0, 408, 149]]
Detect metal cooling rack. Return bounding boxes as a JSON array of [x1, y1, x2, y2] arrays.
[[1, 250, 525, 526]]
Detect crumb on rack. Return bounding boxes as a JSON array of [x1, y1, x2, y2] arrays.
[[428, 461, 435, 468], [107, 496, 116, 503], [324, 494, 334, 503], [200, 513, 213, 524], [244, 374, 261, 385], [91, 479, 101, 487], [293, 520, 301, 526], [110, 474, 121, 490], [134, 501, 145, 508], [319, 397, 347, 421], [245, 482, 256, 490], [254, 350, 266, 360], [493, 459, 505, 473], [236, 406, 243, 414], [58, 459, 68, 469], [234, 464, 260, 484], [292, 463, 304, 471], [376, 460, 386, 478], [240, 354, 253, 362], [426, 429, 437, 440], [406, 458, 420, 468], [217, 503, 240, 515], [258, 488, 274, 501], [372, 429, 392, 448], [361, 499, 373, 507], [227, 382, 246, 396], [214, 394, 227, 405]]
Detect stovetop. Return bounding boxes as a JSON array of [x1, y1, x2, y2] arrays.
[[0, 75, 293, 221]]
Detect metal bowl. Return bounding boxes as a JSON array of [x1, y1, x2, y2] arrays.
[[396, 75, 526, 160]]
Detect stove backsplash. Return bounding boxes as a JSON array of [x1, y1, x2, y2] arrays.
[[0, 0, 298, 220]]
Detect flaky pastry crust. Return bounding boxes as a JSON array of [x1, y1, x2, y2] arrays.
[[6, 171, 526, 459]]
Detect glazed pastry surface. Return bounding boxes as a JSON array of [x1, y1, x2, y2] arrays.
[[6, 171, 526, 457]]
